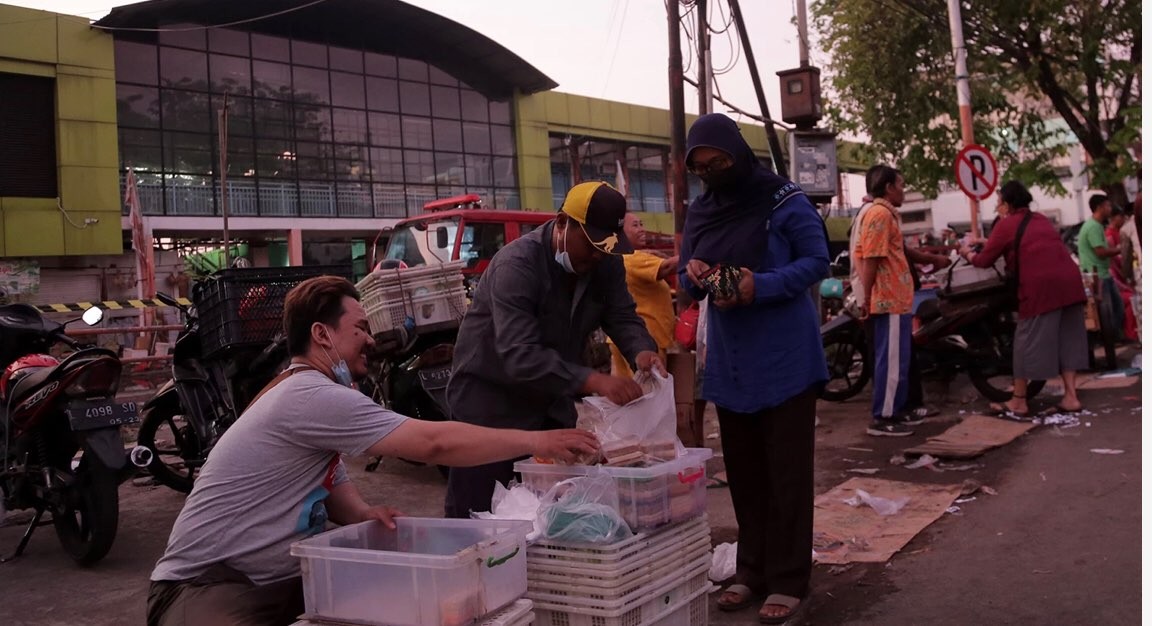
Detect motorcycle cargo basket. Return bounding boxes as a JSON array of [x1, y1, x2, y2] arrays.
[[195, 265, 352, 360]]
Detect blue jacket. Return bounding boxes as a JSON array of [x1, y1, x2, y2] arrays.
[[680, 194, 830, 413]]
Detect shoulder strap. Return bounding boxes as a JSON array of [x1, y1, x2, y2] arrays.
[[248, 365, 318, 409], [1011, 212, 1034, 276]]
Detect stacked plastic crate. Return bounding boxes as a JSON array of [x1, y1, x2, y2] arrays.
[[356, 261, 468, 335]]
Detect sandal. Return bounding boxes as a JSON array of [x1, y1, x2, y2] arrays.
[[718, 584, 763, 612], [759, 594, 803, 624]]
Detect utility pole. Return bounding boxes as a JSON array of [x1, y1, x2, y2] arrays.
[[667, 0, 689, 252], [696, 0, 712, 115], [796, 0, 810, 68], [217, 94, 231, 269], [946, 0, 982, 238], [727, 0, 787, 174]]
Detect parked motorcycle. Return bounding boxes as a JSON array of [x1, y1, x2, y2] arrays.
[[820, 286, 1045, 404], [136, 292, 286, 493], [0, 304, 152, 564]]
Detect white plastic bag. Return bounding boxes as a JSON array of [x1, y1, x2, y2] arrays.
[[472, 481, 543, 540], [709, 542, 737, 582], [582, 372, 685, 461], [842, 489, 909, 516], [536, 471, 632, 543]]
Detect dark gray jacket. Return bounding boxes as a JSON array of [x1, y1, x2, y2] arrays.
[[446, 221, 656, 430]]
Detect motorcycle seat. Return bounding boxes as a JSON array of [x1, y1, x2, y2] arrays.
[[7, 366, 55, 405], [916, 299, 942, 322]]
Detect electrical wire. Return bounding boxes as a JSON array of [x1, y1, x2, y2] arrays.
[[708, 0, 735, 34], [601, 0, 631, 96], [90, 0, 330, 32], [57, 198, 94, 230]]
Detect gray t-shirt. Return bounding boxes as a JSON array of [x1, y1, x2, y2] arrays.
[[151, 368, 406, 585]]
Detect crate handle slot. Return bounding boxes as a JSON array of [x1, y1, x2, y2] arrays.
[[677, 468, 705, 484], [485, 545, 520, 568]]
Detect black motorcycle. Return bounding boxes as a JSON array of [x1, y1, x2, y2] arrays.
[[136, 292, 286, 493], [0, 304, 151, 564]]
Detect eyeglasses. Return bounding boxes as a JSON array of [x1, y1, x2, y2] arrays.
[[688, 156, 733, 176]]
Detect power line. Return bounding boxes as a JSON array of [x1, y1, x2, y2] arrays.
[[601, 0, 631, 96], [91, 0, 330, 32]]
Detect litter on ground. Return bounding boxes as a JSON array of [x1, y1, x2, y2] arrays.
[[1090, 448, 1125, 455]]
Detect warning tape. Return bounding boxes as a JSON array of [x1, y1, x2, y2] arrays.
[[34, 298, 193, 314]]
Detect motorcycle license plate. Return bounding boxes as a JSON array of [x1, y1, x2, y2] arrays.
[[65, 399, 140, 431], [417, 367, 451, 391]]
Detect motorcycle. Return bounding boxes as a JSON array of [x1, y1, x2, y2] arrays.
[[136, 292, 286, 493], [820, 285, 1045, 404], [0, 304, 152, 564]]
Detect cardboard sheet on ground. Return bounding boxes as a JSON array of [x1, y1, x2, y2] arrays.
[[813, 477, 963, 564], [903, 415, 1035, 459], [1078, 373, 1141, 390]]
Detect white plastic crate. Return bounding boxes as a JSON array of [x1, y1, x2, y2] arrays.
[[527, 534, 711, 591], [514, 449, 712, 532], [529, 561, 710, 624], [290, 518, 531, 626], [364, 288, 468, 334], [533, 583, 709, 626], [477, 599, 534, 626], [527, 517, 710, 568], [934, 257, 1008, 296]]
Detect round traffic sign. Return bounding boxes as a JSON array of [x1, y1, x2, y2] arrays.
[[953, 144, 999, 201]]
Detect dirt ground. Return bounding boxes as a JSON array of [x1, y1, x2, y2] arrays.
[[0, 371, 1141, 625]]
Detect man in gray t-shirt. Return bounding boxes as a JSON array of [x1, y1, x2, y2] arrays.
[[147, 277, 599, 626]]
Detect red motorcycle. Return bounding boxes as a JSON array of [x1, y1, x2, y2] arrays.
[[0, 304, 152, 565]]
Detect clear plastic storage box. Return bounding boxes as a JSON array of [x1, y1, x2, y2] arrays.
[[513, 448, 712, 531], [290, 518, 531, 626]]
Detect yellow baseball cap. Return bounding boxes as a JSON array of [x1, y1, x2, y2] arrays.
[[559, 182, 634, 255]]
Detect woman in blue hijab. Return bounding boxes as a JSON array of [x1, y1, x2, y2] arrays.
[[679, 114, 829, 623]]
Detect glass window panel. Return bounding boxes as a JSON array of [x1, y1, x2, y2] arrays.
[[430, 85, 461, 119], [334, 144, 366, 162], [465, 154, 492, 187], [297, 154, 332, 179], [458, 221, 505, 268], [489, 100, 512, 125], [158, 25, 205, 50], [294, 104, 332, 142], [251, 33, 289, 61], [493, 157, 517, 187], [329, 47, 364, 72], [406, 185, 438, 216], [209, 29, 249, 56], [332, 108, 367, 144], [293, 66, 330, 104], [252, 61, 292, 99], [256, 138, 294, 156], [295, 141, 333, 159], [366, 77, 399, 112], [334, 158, 369, 181], [331, 71, 366, 108], [119, 128, 163, 171], [222, 139, 255, 177], [494, 188, 521, 210], [291, 40, 327, 67], [460, 89, 488, 123], [372, 183, 406, 217], [253, 98, 293, 139], [462, 122, 490, 154], [115, 41, 157, 85], [433, 118, 463, 152], [159, 47, 208, 89], [399, 81, 430, 115], [401, 116, 433, 150], [491, 125, 515, 156], [163, 132, 213, 173], [428, 64, 458, 87], [403, 151, 435, 184], [161, 89, 211, 132], [258, 179, 298, 216], [365, 52, 397, 77], [209, 54, 250, 94], [117, 84, 160, 128], [337, 183, 373, 217], [211, 95, 254, 137], [368, 112, 402, 147], [369, 148, 404, 182], [434, 152, 466, 187], [164, 174, 216, 216], [398, 58, 428, 82]]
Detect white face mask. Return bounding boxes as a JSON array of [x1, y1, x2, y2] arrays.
[[554, 221, 576, 274], [321, 327, 354, 387]]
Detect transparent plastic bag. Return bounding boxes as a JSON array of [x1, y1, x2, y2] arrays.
[[581, 372, 685, 464], [536, 471, 633, 543], [472, 481, 543, 540]]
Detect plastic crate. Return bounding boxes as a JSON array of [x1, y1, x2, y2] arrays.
[[533, 583, 710, 626], [527, 534, 711, 591], [527, 517, 711, 573], [528, 559, 710, 621], [364, 287, 469, 335], [290, 518, 531, 626], [195, 265, 351, 360], [514, 449, 712, 532], [477, 599, 534, 626]]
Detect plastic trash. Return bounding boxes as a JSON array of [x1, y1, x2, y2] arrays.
[[536, 471, 632, 543], [473, 481, 543, 540], [709, 542, 738, 582], [843, 489, 910, 516], [1090, 448, 1125, 455], [905, 454, 938, 469]]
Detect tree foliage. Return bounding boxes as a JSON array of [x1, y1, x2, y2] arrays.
[[813, 0, 1141, 201]]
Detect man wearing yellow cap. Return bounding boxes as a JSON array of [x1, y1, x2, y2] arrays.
[[444, 182, 665, 518]]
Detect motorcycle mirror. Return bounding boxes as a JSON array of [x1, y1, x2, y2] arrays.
[[81, 306, 104, 326], [435, 226, 450, 250]]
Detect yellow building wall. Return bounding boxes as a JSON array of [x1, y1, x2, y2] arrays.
[[0, 5, 121, 257], [513, 91, 871, 234]]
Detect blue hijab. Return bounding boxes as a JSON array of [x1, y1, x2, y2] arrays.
[[682, 114, 802, 270]]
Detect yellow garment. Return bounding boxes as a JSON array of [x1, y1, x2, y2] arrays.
[[609, 252, 676, 378]]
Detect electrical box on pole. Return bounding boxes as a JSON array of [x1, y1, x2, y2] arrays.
[[776, 66, 822, 128], [789, 130, 838, 203]]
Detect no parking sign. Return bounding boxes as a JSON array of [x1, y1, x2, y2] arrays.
[[953, 144, 999, 201]]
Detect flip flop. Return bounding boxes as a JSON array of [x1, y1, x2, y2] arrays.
[[717, 584, 763, 612], [987, 403, 1034, 420], [706, 472, 729, 489], [759, 594, 803, 624]]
